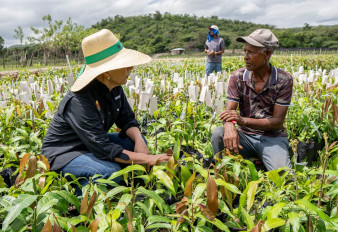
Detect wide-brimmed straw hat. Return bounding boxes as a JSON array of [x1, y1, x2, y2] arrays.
[[71, 29, 151, 92]]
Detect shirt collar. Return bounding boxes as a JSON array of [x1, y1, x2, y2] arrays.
[[243, 64, 278, 86]]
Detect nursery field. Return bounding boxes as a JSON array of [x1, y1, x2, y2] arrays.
[[0, 54, 337, 232]]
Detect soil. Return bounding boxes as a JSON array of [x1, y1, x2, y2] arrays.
[[0, 166, 18, 187]]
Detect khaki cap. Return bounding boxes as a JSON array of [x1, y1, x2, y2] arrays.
[[236, 29, 279, 49]]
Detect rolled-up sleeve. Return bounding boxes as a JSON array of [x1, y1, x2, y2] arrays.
[[63, 95, 125, 161], [275, 77, 293, 106], [226, 75, 241, 103], [115, 90, 140, 138]]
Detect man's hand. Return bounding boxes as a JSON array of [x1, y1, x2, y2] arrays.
[[219, 110, 245, 126], [134, 140, 150, 154], [223, 122, 243, 153]]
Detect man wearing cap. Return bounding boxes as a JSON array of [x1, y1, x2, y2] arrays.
[[42, 29, 171, 193], [204, 25, 225, 76], [211, 29, 293, 171]]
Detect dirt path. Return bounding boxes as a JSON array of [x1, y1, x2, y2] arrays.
[[0, 66, 69, 76]]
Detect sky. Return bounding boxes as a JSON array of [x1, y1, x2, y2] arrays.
[[1, 0, 338, 47]]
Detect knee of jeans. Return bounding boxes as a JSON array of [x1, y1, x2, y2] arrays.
[[211, 127, 224, 141]]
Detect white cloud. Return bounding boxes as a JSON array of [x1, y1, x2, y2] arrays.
[[0, 0, 337, 46]]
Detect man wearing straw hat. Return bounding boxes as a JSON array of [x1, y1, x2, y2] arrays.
[[42, 29, 171, 191], [204, 25, 225, 76], [211, 29, 293, 171]]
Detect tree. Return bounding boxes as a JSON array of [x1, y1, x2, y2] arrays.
[[0, 36, 5, 68], [28, 14, 62, 65], [14, 26, 24, 45]]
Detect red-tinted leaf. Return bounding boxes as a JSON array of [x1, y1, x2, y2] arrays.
[[87, 191, 97, 223], [184, 172, 196, 197], [167, 155, 175, 180], [198, 204, 215, 221], [39, 155, 50, 171], [52, 222, 63, 232], [332, 102, 338, 124], [41, 219, 53, 232], [20, 153, 30, 174], [70, 224, 77, 232], [39, 176, 46, 188], [80, 190, 89, 214], [125, 205, 133, 232], [25, 155, 38, 179], [324, 97, 331, 113], [176, 196, 188, 215], [89, 217, 101, 232], [207, 175, 218, 217], [250, 219, 264, 232]]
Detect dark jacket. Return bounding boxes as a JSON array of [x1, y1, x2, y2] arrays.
[[41, 79, 139, 171]]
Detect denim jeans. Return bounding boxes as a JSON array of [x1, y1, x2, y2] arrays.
[[205, 62, 222, 76], [211, 127, 291, 171], [59, 133, 146, 194]]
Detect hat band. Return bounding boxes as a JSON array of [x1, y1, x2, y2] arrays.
[[84, 41, 123, 64]]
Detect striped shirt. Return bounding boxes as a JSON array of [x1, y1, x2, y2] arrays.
[[226, 64, 293, 137]]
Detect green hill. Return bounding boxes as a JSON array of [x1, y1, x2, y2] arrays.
[[92, 12, 338, 54]]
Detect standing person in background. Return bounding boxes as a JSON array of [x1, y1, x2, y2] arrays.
[[204, 25, 225, 76], [211, 29, 293, 171]]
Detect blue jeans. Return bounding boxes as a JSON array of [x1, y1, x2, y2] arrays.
[[205, 62, 222, 76], [60, 133, 146, 193]]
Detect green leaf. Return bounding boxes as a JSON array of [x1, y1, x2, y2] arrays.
[[136, 202, 150, 217], [36, 195, 58, 216], [243, 159, 259, 181], [2, 194, 38, 231], [295, 199, 330, 221], [5, 215, 27, 232], [147, 215, 172, 224], [267, 170, 283, 188], [215, 179, 241, 194], [104, 186, 129, 200], [0, 195, 15, 208], [146, 223, 172, 230], [267, 202, 286, 220], [6, 107, 15, 125], [194, 163, 208, 180], [55, 190, 81, 210], [181, 165, 191, 185], [264, 218, 285, 230], [110, 208, 121, 220], [46, 101, 54, 111], [326, 184, 338, 196], [246, 180, 259, 211], [115, 194, 132, 212], [152, 166, 176, 195], [204, 217, 230, 231], [173, 139, 181, 160], [240, 207, 255, 230], [108, 164, 146, 180], [68, 215, 87, 226], [288, 211, 300, 232], [136, 187, 169, 213], [0, 176, 7, 188], [233, 162, 241, 177], [193, 183, 206, 202]]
